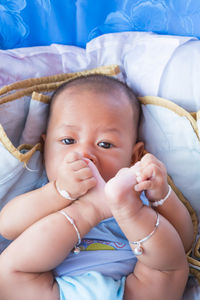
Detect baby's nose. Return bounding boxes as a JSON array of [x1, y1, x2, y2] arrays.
[[81, 152, 97, 164]]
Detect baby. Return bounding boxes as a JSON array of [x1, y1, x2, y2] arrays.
[[0, 74, 193, 300]]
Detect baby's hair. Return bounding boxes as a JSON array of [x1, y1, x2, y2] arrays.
[[48, 74, 141, 139]]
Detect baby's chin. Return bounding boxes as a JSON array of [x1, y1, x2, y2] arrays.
[[102, 173, 116, 183]]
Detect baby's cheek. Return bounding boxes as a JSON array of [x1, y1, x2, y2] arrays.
[[46, 159, 60, 181]]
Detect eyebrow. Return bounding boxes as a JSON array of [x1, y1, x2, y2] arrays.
[[57, 124, 120, 134], [57, 124, 81, 130], [101, 128, 120, 134]]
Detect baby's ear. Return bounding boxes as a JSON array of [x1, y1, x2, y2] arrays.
[[131, 141, 144, 165], [40, 134, 46, 151], [41, 133, 46, 142]]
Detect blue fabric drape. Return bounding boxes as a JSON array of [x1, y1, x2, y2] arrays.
[[1, 0, 200, 50]]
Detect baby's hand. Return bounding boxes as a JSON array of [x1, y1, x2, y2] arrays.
[[56, 152, 97, 200], [134, 154, 169, 202]]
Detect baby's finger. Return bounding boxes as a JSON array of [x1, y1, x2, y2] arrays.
[[140, 153, 163, 169], [64, 151, 83, 163], [79, 177, 97, 196], [83, 177, 97, 189], [135, 164, 154, 183], [134, 180, 152, 192], [70, 159, 88, 171], [136, 163, 163, 183], [75, 166, 94, 181]]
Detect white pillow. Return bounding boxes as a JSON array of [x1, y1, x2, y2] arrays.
[[139, 96, 200, 215], [0, 44, 88, 88]]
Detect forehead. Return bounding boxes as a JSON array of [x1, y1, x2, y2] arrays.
[[47, 86, 135, 133], [51, 85, 133, 113]]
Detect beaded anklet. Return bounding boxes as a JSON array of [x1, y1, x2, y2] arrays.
[[129, 212, 159, 256]]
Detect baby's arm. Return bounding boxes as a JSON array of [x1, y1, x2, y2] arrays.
[[133, 154, 194, 252], [0, 152, 96, 240], [0, 161, 109, 300]]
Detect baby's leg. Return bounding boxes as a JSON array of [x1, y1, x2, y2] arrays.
[[105, 166, 188, 300], [124, 260, 188, 300], [0, 256, 59, 300], [0, 211, 77, 299], [0, 213, 67, 300]]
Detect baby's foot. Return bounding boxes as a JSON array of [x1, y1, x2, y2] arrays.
[[105, 166, 143, 219], [80, 160, 112, 220], [105, 166, 137, 198]]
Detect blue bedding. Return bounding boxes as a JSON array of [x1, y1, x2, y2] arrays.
[[1, 0, 200, 50]]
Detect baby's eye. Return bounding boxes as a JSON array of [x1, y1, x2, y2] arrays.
[[98, 141, 113, 149], [61, 138, 76, 145]]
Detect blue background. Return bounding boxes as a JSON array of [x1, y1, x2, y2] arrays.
[[1, 0, 200, 50]]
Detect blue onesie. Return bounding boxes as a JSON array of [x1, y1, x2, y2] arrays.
[[54, 216, 137, 300]]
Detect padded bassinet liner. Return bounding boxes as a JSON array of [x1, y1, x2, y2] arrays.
[[139, 96, 200, 214], [0, 65, 120, 104], [139, 96, 200, 282], [0, 66, 199, 283]]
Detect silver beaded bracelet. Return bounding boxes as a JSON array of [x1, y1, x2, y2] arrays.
[[129, 212, 159, 256], [59, 210, 81, 254], [55, 181, 77, 201], [150, 184, 172, 207]]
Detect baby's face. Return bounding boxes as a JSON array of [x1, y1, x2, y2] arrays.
[[44, 88, 139, 182]]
